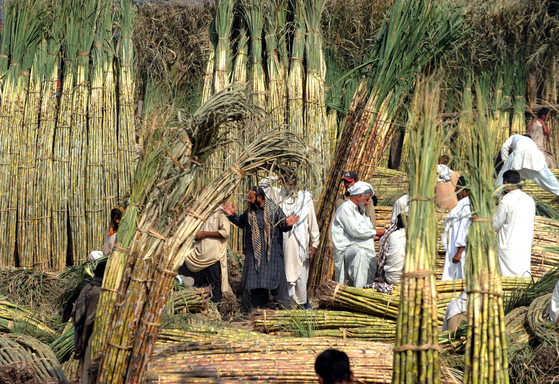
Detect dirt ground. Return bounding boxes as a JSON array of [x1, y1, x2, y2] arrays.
[[534, 347, 559, 376], [0, 362, 39, 384]]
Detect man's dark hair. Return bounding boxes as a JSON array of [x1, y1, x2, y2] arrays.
[[111, 208, 123, 222], [396, 214, 405, 230], [537, 107, 550, 118], [503, 170, 521, 185], [315, 349, 352, 384], [94, 260, 107, 278], [457, 176, 466, 187], [372, 195, 378, 206], [250, 186, 267, 200]]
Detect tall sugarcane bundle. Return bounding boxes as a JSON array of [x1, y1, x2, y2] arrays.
[[287, 0, 306, 136], [0, 333, 68, 383], [35, 3, 65, 270], [252, 309, 397, 332], [92, 86, 313, 383], [0, 0, 43, 267], [459, 89, 509, 384], [392, 78, 445, 384], [263, 0, 285, 127], [213, 0, 234, 94], [510, 51, 527, 136], [117, 0, 137, 200], [242, 0, 267, 109], [201, 20, 217, 104], [17, 40, 42, 269], [232, 19, 249, 84], [310, 0, 467, 287], [86, 3, 110, 260]]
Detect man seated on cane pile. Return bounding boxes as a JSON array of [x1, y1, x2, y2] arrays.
[[331, 181, 385, 288], [435, 155, 459, 209], [315, 349, 354, 384], [497, 134, 559, 196], [326, 171, 377, 260], [493, 170, 535, 278], [259, 172, 320, 309], [178, 188, 233, 303], [88, 207, 124, 262], [441, 176, 471, 281], [72, 260, 106, 384], [528, 107, 556, 169], [222, 186, 299, 309]]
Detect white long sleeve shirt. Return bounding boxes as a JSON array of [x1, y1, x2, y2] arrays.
[[441, 197, 471, 280], [493, 189, 535, 277], [501, 135, 546, 173], [384, 228, 406, 285], [332, 200, 377, 281]]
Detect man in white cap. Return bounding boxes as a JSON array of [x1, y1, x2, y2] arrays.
[[497, 134, 559, 195], [326, 171, 376, 259], [331, 181, 385, 288]]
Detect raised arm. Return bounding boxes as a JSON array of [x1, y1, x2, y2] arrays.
[[222, 203, 248, 229]]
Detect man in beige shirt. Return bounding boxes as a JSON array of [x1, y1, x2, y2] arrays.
[[327, 171, 376, 258], [179, 208, 231, 302]]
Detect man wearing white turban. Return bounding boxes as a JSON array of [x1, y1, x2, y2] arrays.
[[331, 181, 385, 288]]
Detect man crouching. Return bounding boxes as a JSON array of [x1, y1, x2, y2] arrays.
[[331, 181, 385, 288]]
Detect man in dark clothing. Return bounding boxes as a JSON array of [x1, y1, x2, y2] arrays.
[[222, 186, 299, 309], [72, 260, 106, 384]]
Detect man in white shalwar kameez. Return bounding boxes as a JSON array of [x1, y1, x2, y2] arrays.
[[497, 134, 559, 195], [331, 182, 385, 288], [493, 170, 535, 277], [441, 177, 471, 281], [259, 174, 320, 307]]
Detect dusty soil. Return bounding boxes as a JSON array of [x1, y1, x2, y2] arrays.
[[219, 291, 240, 315], [534, 347, 559, 375], [0, 362, 39, 384]]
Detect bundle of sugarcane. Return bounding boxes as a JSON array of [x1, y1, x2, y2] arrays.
[[510, 51, 527, 136], [505, 265, 559, 313], [526, 293, 559, 347], [391, 78, 445, 384], [310, 0, 467, 287], [148, 334, 394, 384], [49, 324, 74, 363], [530, 247, 559, 278], [312, 325, 396, 342], [0, 299, 59, 342], [93, 86, 314, 383], [169, 287, 211, 314], [0, 333, 68, 383], [459, 87, 508, 383], [504, 307, 530, 359], [252, 309, 397, 333], [439, 321, 468, 354]]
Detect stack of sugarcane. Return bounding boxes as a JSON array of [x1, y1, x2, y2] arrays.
[[49, 324, 74, 363], [310, 0, 467, 288], [0, 299, 58, 342], [0, 0, 137, 270], [526, 293, 559, 347], [391, 78, 446, 383], [169, 287, 211, 314], [90, 86, 314, 383], [458, 86, 509, 383], [504, 307, 531, 359], [0, 333, 68, 383], [149, 327, 394, 384]]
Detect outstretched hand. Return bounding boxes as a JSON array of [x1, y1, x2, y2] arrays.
[[286, 214, 300, 227], [221, 203, 235, 216]]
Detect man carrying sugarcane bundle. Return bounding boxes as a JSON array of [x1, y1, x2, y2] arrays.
[[441, 176, 471, 281], [528, 107, 556, 169], [88, 207, 123, 262], [72, 260, 106, 384], [179, 188, 232, 303], [222, 186, 299, 309], [493, 170, 535, 277], [497, 134, 559, 195], [326, 171, 377, 259], [258, 173, 320, 309], [331, 181, 385, 288]]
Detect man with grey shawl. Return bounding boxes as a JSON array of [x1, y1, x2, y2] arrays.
[[72, 260, 106, 384], [222, 186, 299, 309]]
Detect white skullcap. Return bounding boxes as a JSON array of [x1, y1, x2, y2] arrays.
[[348, 181, 375, 196], [89, 251, 104, 262]]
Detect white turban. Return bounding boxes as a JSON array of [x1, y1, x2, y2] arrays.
[[89, 251, 104, 262], [348, 181, 375, 197]]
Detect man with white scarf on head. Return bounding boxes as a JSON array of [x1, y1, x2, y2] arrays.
[[259, 174, 320, 308], [331, 181, 385, 288]]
